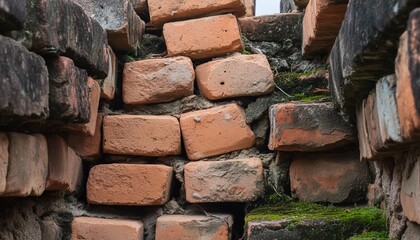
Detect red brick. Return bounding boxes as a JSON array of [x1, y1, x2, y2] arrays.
[[65, 77, 100, 136], [302, 0, 348, 57], [401, 152, 420, 224], [72, 217, 144, 240], [184, 158, 264, 203], [243, 0, 255, 17], [196, 54, 274, 100], [156, 215, 232, 240], [123, 57, 194, 105], [101, 47, 117, 100], [87, 164, 173, 206], [103, 115, 181, 157], [163, 14, 243, 60], [0, 132, 8, 193], [290, 151, 370, 203], [66, 113, 103, 160], [3, 133, 48, 196], [180, 104, 255, 160], [268, 102, 355, 152], [46, 135, 83, 192], [148, 0, 245, 27]]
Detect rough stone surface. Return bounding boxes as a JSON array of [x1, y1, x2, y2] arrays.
[[184, 158, 264, 203], [46, 56, 90, 123], [163, 14, 243, 60], [73, 0, 144, 51], [0, 0, 26, 31], [290, 151, 371, 203], [156, 215, 231, 240], [280, 0, 297, 13], [0, 132, 8, 193], [293, 0, 309, 8], [66, 113, 103, 161], [180, 104, 255, 160], [3, 133, 48, 197], [302, 0, 348, 57], [196, 54, 274, 100], [268, 102, 355, 151], [103, 115, 181, 157], [25, 0, 109, 78], [401, 150, 420, 224], [101, 47, 117, 100], [87, 164, 173, 206], [0, 35, 49, 125], [402, 221, 420, 240], [123, 57, 195, 105], [72, 217, 144, 240], [148, 0, 245, 28]]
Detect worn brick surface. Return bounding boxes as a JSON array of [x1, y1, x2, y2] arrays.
[[101, 47, 117, 100], [65, 78, 100, 136], [294, 0, 309, 8], [0, 35, 49, 125], [87, 164, 173, 206], [196, 54, 274, 100], [269, 102, 355, 151], [3, 133, 48, 197], [401, 151, 420, 224], [103, 115, 181, 157], [402, 221, 420, 240], [47, 56, 90, 123], [156, 215, 232, 240], [163, 14, 243, 60], [0, 0, 26, 31], [290, 151, 370, 203], [302, 0, 348, 57], [184, 158, 264, 203], [0, 133, 8, 193], [26, 0, 109, 78], [180, 104, 255, 160], [123, 57, 194, 105], [243, 0, 255, 17], [66, 113, 103, 160], [148, 0, 245, 28], [72, 217, 144, 240]]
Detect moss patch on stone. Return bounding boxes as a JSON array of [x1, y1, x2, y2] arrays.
[[349, 231, 391, 240]]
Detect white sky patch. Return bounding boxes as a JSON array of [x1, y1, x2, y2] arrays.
[[255, 0, 281, 16]]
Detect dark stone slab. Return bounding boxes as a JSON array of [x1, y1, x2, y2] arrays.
[[0, 35, 49, 125], [46, 56, 90, 123], [279, 0, 297, 13], [0, 0, 26, 31], [25, 0, 109, 78]]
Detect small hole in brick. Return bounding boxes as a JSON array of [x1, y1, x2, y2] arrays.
[[220, 82, 225, 85], [224, 70, 227, 73]]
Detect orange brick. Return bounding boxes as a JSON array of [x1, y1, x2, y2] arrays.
[[184, 158, 264, 203], [196, 54, 274, 100], [0, 132, 8, 193], [401, 153, 420, 224], [66, 113, 103, 160], [156, 215, 232, 240], [101, 47, 117, 100], [87, 164, 173, 206], [180, 104, 255, 160], [123, 57, 194, 105], [72, 217, 144, 240], [163, 14, 243, 60], [148, 0, 245, 27], [103, 115, 181, 157], [46, 135, 83, 192], [3, 133, 48, 196]]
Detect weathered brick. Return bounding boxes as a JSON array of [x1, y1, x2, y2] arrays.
[[294, 0, 309, 8], [163, 14, 243, 60], [3, 133, 48, 197], [356, 103, 374, 161], [290, 151, 371, 203], [156, 215, 232, 240], [244, 0, 255, 17], [123, 57, 194, 105], [196, 54, 274, 100], [101, 47, 117, 100], [87, 164, 173, 206], [401, 151, 420, 224], [180, 104, 255, 160], [103, 115, 181, 157], [184, 158, 264, 203], [302, 0, 348, 57], [66, 113, 103, 161], [402, 221, 420, 240], [0, 35, 49, 125], [148, 0, 245, 28], [268, 102, 355, 151], [46, 135, 83, 192], [25, 0, 109, 78], [73, 0, 144, 51], [0, 133, 8, 193], [72, 217, 144, 240], [46, 56, 90, 123], [65, 78, 100, 136], [0, 0, 25, 31]]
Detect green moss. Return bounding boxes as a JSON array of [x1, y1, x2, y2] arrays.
[[349, 231, 390, 239], [291, 93, 331, 102]]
